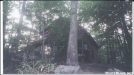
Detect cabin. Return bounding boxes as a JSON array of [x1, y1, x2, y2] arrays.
[[39, 25, 99, 63], [77, 26, 99, 63]]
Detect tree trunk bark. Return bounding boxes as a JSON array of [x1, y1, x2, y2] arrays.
[[121, 14, 132, 52], [36, 1, 44, 59], [117, 29, 125, 64], [109, 31, 112, 64], [121, 14, 132, 67], [66, 1, 78, 66]]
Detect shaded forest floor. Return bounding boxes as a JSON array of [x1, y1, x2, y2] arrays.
[[79, 63, 107, 74], [77, 62, 130, 74]]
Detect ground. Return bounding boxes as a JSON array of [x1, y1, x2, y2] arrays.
[[78, 62, 121, 74], [54, 62, 130, 74]]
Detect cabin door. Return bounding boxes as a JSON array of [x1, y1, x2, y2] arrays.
[[78, 40, 90, 63]]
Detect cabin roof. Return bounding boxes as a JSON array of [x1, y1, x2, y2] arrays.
[[78, 26, 99, 49], [39, 25, 99, 49]]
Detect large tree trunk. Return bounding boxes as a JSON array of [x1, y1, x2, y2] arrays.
[[121, 14, 132, 67], [66, 1, 78, 66]]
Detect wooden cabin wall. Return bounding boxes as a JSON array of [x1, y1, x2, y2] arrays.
[[82, 34, 98, 62], [78, 28, 99, 63]]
